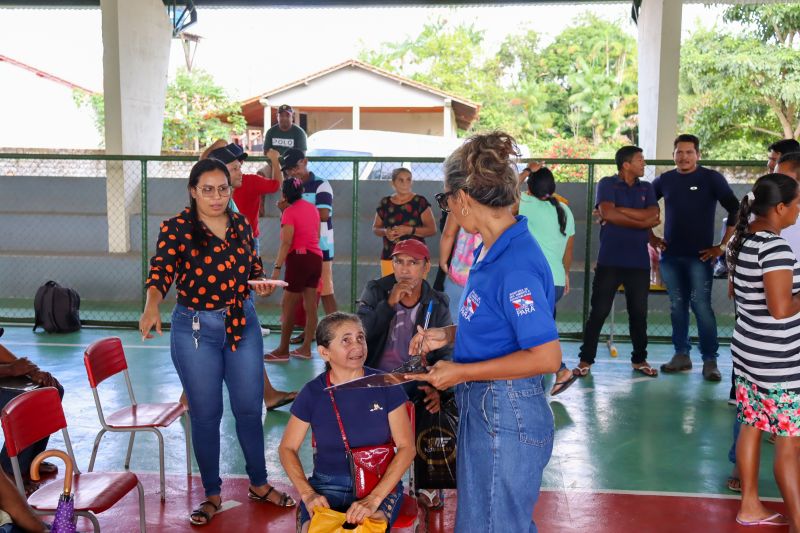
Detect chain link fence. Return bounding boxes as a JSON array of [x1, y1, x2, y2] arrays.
[[0, 153, 765, 342]]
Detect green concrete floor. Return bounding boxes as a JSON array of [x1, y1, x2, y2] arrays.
[[0, 324, 780, 500]]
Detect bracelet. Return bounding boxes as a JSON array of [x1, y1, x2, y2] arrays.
[[273, 264, 282, 270]]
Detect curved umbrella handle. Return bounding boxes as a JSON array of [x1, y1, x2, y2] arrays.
[[30, 449, 73, 496]]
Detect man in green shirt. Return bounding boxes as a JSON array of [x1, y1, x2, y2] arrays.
[[264, 104, 307, 155]]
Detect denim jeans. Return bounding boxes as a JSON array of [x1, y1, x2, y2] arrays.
[[170, 300, 267, 497], [297, 471, 403, 527], [444, 276, 464, 324], [579, 264, 650, 365], [0, 382, 64, 477], [659, 255, 719, 361], [455, 377, 554, 533]]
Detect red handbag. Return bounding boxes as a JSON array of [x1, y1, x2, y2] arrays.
[[327, 372, 395, 499]]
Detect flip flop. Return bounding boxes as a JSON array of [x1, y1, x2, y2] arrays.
[[632, 363, 658, 378], [551, 373, 578, 396], [726, 476, 741, 492], [267, 392, 297, 411], [572, 365, 591, 378], [248, 486, 296, 507], [289, 349, 312, 360], [735, 512, 787, 527]]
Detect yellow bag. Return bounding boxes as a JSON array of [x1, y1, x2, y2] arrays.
[[307, 507, 387, 533]]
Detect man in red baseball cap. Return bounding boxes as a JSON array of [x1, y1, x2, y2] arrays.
[[356, 238, 454, 508]]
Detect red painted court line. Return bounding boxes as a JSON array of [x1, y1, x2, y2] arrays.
[[41, 473, 785, 532]]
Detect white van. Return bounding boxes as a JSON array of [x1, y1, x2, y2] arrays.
[[305, 130, 530, 181], [305, 129, 465, 181]]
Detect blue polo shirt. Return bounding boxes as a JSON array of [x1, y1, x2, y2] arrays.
[[595, 175, 657, 269], [453, 216, 558, 363], [653, 166, 739, 258]]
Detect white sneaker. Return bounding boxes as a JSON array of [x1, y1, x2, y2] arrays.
[[261, 327, 270, 336]]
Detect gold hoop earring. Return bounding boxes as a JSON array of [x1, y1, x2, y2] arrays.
[[461, 207, 470, 217]]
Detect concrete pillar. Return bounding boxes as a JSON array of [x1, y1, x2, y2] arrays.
[[101, 0, 171, 252], [260, 98, 271, 138], [352, 106, 360, 131], [637, 0, 682, 161], [443, 98, 454, 138]]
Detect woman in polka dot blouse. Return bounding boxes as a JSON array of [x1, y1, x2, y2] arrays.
[[139, 158, 296, 525]]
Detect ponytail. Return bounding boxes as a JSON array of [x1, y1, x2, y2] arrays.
[[726, 195, 753, 281], [528, 167, 567, 235]]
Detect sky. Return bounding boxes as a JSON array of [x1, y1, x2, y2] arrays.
[[0, 3, 727, 101]]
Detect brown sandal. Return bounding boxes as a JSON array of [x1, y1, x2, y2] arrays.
[[632, 362, 658, 378], [248, 485, 296, 507]]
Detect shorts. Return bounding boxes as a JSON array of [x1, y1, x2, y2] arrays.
[[285, 251, 322, 293], [736, 376, 800, 437], [297, 471, 403, 529]]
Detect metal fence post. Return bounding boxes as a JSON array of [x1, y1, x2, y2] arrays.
[[141, 159, 148, 312], [582, 163, 595, 330], [351, 160, 359, 312]]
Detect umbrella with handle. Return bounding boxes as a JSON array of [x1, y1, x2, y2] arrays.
[[30, 449, 76, 533]]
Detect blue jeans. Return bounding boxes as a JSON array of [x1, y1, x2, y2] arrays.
[[455, 377, 554, 533], [659, 255, 719, 361], [297, 471, 403, 527], [444, 276, 464, 324], [170, 300, 267, 497]]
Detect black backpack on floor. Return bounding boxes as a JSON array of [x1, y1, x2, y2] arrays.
[[33, 281, 81, 333]]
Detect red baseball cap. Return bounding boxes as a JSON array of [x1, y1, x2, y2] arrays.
[[391, 239, 430, 260]]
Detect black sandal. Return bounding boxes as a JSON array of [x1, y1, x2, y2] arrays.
[[189, 499, 220, 526], [248, 485, 296, 507]]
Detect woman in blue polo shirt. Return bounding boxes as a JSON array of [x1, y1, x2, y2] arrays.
[[410, 132, 562, 533]]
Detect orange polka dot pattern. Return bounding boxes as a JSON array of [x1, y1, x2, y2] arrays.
[[145, 208, 264, 352]]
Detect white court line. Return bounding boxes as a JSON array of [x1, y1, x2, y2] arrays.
[[1, 341, 169, 350], [541, 486, 782, 502]]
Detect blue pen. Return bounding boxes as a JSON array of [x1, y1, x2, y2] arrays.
[[417, 300, 435, 360]]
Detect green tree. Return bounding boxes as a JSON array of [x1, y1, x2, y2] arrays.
[[680, 5, 800, 157], [74, 68, 246, 151]]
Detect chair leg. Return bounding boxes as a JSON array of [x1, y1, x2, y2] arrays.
[[124, 432, 136, 470], [183, 413, 193, 476], [88, 429, 107, 472], [78, 511, 101, 533], [136, 479, 147, 533], [153, 428, 166, 503]]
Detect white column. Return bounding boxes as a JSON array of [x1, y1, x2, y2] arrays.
[[637, 0, 683, 161], [101, 0, 171, 252], [260, 98, 271, 138], [352, 106, 360, 131], [443, 98, 454, 137]]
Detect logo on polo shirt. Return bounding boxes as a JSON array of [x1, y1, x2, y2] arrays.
[[461, 290, 481, 321], [509, 288, 535, 316], [273, 138, 294, 147]]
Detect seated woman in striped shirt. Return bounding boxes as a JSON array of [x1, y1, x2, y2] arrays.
[[727, 173, 800, 529]]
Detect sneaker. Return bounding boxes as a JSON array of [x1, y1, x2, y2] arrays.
[[261, 327, 271, 336], [660, 354, 692, 373], [264, 352, 289, 363], [702, 360, 722, 382]]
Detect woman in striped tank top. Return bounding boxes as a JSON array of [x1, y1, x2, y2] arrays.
[[727, 173, 800, 529]]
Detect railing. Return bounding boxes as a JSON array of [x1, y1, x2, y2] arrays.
[[0, 153, 766, 342]]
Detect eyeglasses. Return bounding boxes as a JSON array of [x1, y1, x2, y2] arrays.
[[195, 185, 232, 198], [435, 191, 456, 213]]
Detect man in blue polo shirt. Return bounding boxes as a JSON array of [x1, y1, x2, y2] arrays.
[[573, 146, 661, 378], [651, 134, 739, 381]]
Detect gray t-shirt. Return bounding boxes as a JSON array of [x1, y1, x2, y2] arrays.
[[378, 301, 421, 372], [265, 124, 307, 154]]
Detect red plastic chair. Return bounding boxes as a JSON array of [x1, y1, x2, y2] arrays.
[[84, 336, 191, 502], [0, 387, 146, 533], [391, 402, 420, 531]]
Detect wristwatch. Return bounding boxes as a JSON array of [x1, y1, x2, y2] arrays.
[[717, 243, 727, 252]]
